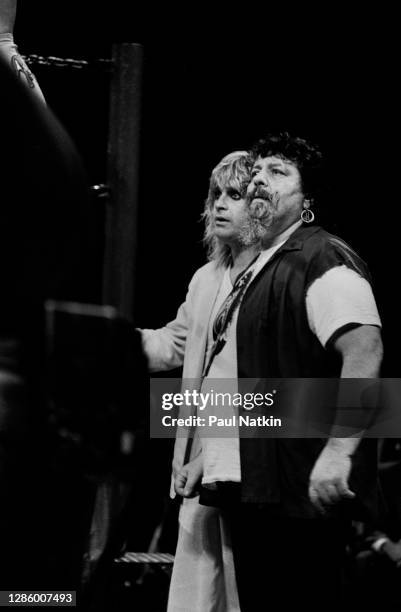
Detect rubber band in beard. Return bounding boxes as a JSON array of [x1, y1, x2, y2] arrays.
[[238, 188, 280, 246]]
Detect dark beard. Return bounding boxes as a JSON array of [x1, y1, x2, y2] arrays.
[[238, 208, 276, 246], [244, 188, 279, 240]]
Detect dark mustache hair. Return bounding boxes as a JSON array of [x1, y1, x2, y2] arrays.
[[248, 186, 273, 202]]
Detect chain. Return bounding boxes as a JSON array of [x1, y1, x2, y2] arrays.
[[22, 54, 113, 72]]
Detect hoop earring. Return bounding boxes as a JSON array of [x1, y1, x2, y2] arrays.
[[301, 200, 315, 223]]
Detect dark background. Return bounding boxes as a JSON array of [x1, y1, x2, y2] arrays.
[[15, 1, 398, 374], [8, 4, 399, 603]]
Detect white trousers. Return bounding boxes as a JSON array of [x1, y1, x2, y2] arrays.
[[167, 496, 240, 612]]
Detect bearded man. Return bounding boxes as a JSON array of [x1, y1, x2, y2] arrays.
[[141, 134, 382, 611]]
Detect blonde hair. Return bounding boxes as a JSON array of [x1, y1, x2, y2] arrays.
[[202, 151, 253, 267]]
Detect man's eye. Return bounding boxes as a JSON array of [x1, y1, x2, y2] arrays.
[[272, 169, 285, 175], [230, 192, 241, 200]]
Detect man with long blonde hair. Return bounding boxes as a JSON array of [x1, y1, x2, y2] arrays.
[[141, 150, 255, 611]]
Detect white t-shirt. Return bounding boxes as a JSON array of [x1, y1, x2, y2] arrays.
[[201, 242, 287, 486], [201, 246, 381, 486], [306, 265, 381, 347]]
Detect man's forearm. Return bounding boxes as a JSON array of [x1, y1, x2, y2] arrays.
[[324, 355, 382, 457], [340, 351, 382, 378], [309, 336, 383, 511], [325, 436, 360, 457], [326, 326, 383, 455]]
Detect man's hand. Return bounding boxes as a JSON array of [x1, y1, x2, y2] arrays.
[[174, 454, 203, 498], [308, 324, 383, 514], [309, 444, 355, 513]]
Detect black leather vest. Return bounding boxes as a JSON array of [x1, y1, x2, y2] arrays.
[[236, 225, 378, 519]]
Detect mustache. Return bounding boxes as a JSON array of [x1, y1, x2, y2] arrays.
[[247, 187, 275, 220], [248, 186, 273, 203]]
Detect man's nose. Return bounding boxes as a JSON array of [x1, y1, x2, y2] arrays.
[[253, 172, 269, 187], [215, 195, 227, 210]]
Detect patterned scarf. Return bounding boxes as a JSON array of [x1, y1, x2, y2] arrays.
[[202, 254, 260, 377]]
